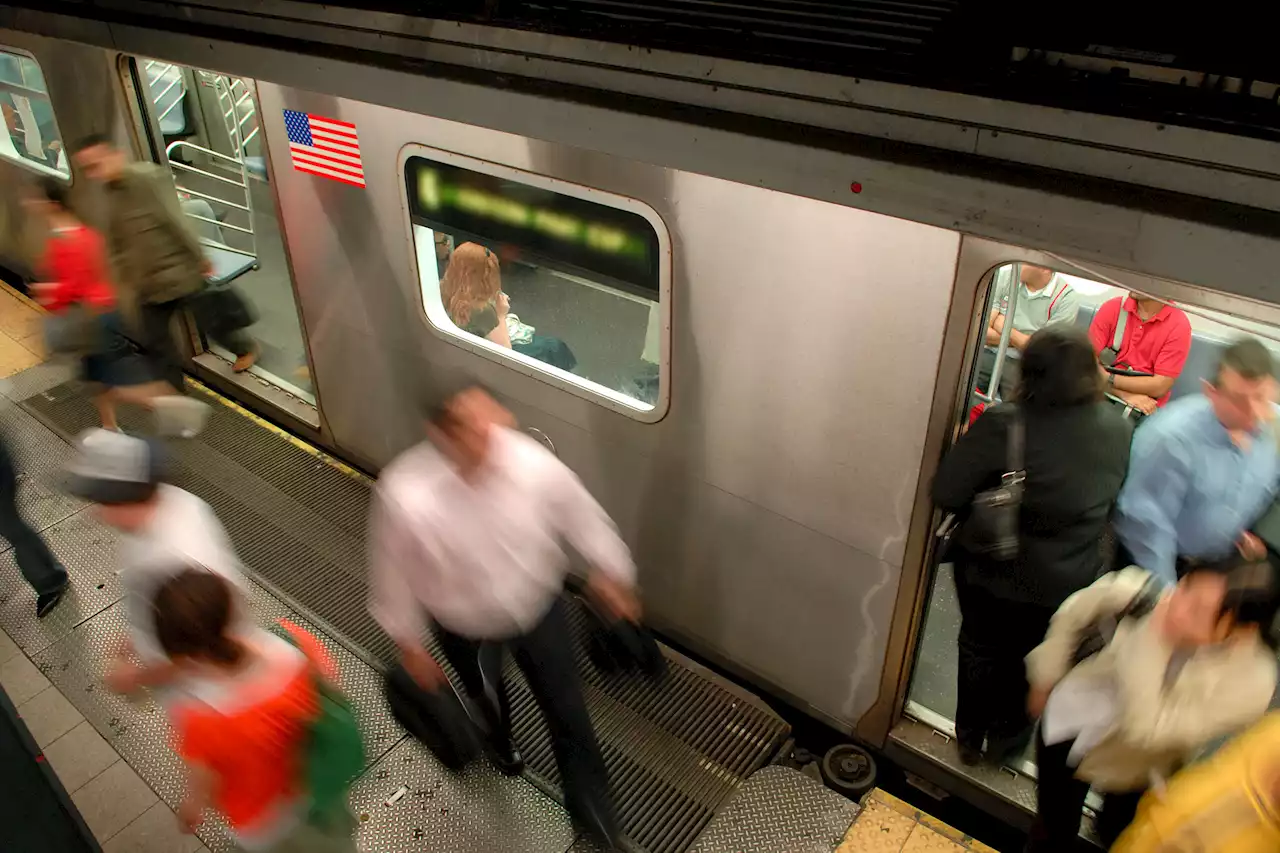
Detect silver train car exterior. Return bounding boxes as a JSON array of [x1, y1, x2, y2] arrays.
[[3, 2, 1280, 809]]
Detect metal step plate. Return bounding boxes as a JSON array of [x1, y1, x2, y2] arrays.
[[685, 766, 858, 853]]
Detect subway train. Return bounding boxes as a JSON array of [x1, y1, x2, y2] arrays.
[[2, 0, 1280, 833]]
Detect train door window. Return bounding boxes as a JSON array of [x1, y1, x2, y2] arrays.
[[906, 260, 1280, 778], [142, 59, 190, 137], [0, 48, 69, 177], [403, 150, 669, 418], [127, 57, 315, 413]]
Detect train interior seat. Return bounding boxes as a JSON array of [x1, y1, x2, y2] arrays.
[[180, 197, 256, 285], [1073, 300, 1231, 403], [244, 155, 267, 182]]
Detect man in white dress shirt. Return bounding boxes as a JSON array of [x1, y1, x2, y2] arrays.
[[368, 380, 639, 850]]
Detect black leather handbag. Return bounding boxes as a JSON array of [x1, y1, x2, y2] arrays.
[[957, 407, 1025, 562], [384, 664, 484, 771]]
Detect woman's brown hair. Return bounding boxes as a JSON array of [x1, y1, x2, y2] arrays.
[[152, 568, 243, 666], [439, 242, 500, 327]]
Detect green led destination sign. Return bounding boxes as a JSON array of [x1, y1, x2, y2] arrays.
[[405, 156, 660, 295]]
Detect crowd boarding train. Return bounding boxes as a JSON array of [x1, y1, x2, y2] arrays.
[[2, 0, 1280, 831]]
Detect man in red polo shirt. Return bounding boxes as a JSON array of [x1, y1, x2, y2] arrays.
[[1088, 294, 1193, 414]]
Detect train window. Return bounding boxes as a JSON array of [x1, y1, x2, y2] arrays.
[[403, 150, 668, 417], [908, 260, 1280, 780], [0, 49, 68, 178], [142, 60, 190, 137]]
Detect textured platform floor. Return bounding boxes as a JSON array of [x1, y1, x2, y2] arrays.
[[0, 351, 797, 853]]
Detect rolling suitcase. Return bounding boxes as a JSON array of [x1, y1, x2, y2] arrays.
[[384, 663, 484, 771]]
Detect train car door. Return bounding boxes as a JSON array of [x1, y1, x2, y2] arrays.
[[120, 56, 320, 431], [886, 235, 1280, 832]]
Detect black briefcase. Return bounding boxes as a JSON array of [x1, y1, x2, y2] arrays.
[[384, 664, 484, 771], [192, 280, 257, 335], [583, 602, 667, 679]]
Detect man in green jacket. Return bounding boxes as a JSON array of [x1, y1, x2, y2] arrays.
[[72, 135, 256, 389]]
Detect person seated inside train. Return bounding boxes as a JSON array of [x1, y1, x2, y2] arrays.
[[1088, 293, 1192, 416], [439, 241, 578, 373], [933, 326, 1131, 768], [1112, 338, 1278, 585], [984, 264, 1082, 355], [1024, 558, 1279, 852], [970, 264, 1082, 424]]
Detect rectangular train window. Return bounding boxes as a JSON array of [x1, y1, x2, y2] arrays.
[[0, 48, 69, 178], [403, 150, 668, 417]]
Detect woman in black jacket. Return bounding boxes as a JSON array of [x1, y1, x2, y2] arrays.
[[933, 325, 1132, 766]]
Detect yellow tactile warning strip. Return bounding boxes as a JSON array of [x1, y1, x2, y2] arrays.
[[0, 284, 49, 375], [0, 280, 370, 485], [183, 376, 372, 484], [838, 790, 1002, 853]]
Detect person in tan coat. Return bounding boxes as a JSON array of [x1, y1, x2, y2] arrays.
[[1023, 560, 1279, 851]]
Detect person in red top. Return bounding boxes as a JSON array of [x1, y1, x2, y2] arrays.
[[153, 568, 357, 853], [1088, 293, 1193, 415], [25, 178, 207, 435]]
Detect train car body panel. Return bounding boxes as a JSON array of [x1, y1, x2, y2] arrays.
[[257, 80, 963, 724], [3, 4, 1280, 761]]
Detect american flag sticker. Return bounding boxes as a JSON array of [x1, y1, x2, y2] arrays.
[[282, 109, 365, 187]]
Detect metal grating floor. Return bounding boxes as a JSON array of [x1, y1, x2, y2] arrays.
[[19, 378, 791, 853]]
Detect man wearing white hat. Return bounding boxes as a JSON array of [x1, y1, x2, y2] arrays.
[[62, 428, 249, 694]]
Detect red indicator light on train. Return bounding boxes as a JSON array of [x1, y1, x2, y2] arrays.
[[850, 182, 863, 194]]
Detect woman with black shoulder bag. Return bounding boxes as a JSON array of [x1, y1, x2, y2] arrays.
[[933, 326, 1132, 767]]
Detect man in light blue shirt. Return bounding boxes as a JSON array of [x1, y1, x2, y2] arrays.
[[1114, 338, 1280, 584]]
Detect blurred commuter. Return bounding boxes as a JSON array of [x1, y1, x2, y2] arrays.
[[61, 429, 249, 696], [440, 242, 577, 372], [0, 431, 67, 617], [24, 178, 208, 436], [369, 379, 638, 850], [934, 327, 1131, 766], [1113, 338, 1279, 584], [1087, 293, 1192, 415], [1024, 560, 1280, 851], [154, 569, 357, 852], [1111, 711, 1280, 853], [71, 135, 257, 388]]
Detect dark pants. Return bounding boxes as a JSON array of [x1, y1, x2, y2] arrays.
[[0, 439, 65, 597], [435, 600, 618, 843], [141, 297, 253, 392], [954, 565, 1055, 756], [1026, 731, 1144, 852], [513, 335, 577, 373]]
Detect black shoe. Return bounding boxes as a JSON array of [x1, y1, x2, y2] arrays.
[[36, 581, 68, 618], [490, 738, 525, 776], [955, 730, 984, 767], [986, 728, 1033, 767]]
